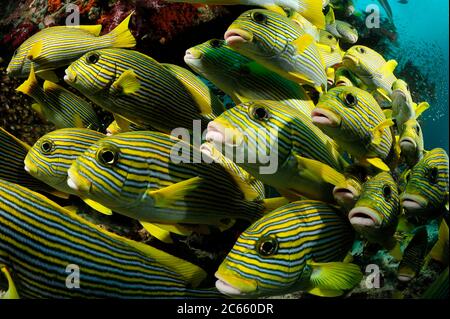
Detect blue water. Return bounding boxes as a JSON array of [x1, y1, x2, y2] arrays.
[[356, 0, 449, 152]]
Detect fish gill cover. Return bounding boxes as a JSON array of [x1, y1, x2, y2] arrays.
[[0, 0, 448, 300]]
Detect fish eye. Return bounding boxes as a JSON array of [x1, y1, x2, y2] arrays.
[[252, 106, 270, 121], [327, 35, 333, 40], [415, 125, 421, 134], [382, 185, 392, 200], [238, 65, 251, 76], [40, 140, 54, 154], [251, 12, 268, 24], [209, 39, 222, 48], [343, 93, 358, 107], [257, 236, 278, 256], [97, 147, 119, 167], [427, 167, 439, 184], [86, 53, 100, 64], [358, 47, 366, 54]]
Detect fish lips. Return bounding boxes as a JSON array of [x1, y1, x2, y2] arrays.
[[348, 206, 382, 229], [401, 194, 428, 215], [215, 267, 257, 297], [399, 137, 417, 153], [333, 185, 359, 207], [67, 166, 92, 194], [311, 108, 341, 128], [224, 29, 253, 47], [342, 54, 359, 68], [64, 68, 77, 83], [206, 121, 243, 148]]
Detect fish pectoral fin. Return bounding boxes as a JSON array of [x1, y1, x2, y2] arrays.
[[371, 118, 395, 145], [383, 109, 393, 119], [36, 70, 60, 82], [262, 197, 290, 214], [366, 157, 390, 172], [27, 41, 43, 61], [140, 222, 175, 244], [82, 198, 113, 216], [292, 34, 315, 54], [378, 59, 398, 75], [414, 102, 430, 119], [309, 261, 363, 293], [0, 266, 19, 299], [69, 24, 102, 36], [306, 287, 344, 297], [149, 177, 203, 208], [112, 69, 140, 95], [181, 78, 213, 116], [295, 155, 346, 186]]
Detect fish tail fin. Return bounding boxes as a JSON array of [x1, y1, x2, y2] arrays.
[[108, 11, 136, 48], [301, 0, 326, 28], [16, 63, 38, 96], [415, 102, 430, 119], [0, 266, 20, 299]]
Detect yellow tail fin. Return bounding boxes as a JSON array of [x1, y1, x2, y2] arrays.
[[108, 11, 136, 48], [16, 63, 38, 96]]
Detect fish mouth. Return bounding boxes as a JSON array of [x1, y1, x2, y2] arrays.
[[24, 157, 38, 176], [199, 142, 220, 161], [184, 48, 203, 61], [64, 68, 77, 83], [206, 121, 243, 147], [333, 186, 358, 207], [67, 166, 92, 193], [399, 137, 417, 152], [311, 108, 340, 128], [214, 268, 257, 297], [401, 194, 427, 215], [348, 207, 382, 228], [342, 54, 359, 67], [215, 279, 244, 296], [224, 29, 253, 47]]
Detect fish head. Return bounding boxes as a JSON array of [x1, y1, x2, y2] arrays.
[[64, 49, 116, 95], [401, 148, 449, 217], [206, 101, 293, 175], [399, 119, 424, 162], [391, 79, 414, 114], [225, 9, 299, 59], [343, 46, 385, 78], [333, 176, 363, 211], [313, 86, 383, 146], [24, 128, 103, 194], [6, 42, 33, 78], [67, 133, 151, 210], [184, 39, 247, 87], [319, 30, 340, 48], [335, 21, 358, 44], [349, 172, 399, 241]]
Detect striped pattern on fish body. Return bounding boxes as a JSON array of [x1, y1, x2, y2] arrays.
[[401, 148, 449, 219], [325, 8, 358, 44], [399, 119, 424, 168], [343, 45, 398, 95], [65, 49, 221, 133], [6, 13, 136, 79], [215, 200, 359, 297], [0, 179, 221, 298], [0, 127, 62, 196], [24, 128, 106, 195], [206, 100, 348, 203], [317, 30, 344, 68], [225, 9, 327, 92], [312, 86, 394, 170], [349, 172, 400, 244], [67, 131, 266, 225], [184, 39, 314, 116], [15, 65, 101, 130]]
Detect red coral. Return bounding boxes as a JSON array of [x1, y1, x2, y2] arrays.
[[79, 0, 98, 15], [47, 0, 62, 13], [2, 22, 38, 49]]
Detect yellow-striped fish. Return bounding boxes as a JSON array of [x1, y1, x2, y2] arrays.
[[317, 30, 345, 69], [325, 7, 358, 44], [184, 39, 314, 116], [15, 64, 101, 130], [0, 178, 222, 298], [215, 200, 362, 297], [312, 86, 395, 171], [399, 119, 425, 168], [400, 148, 449, 219], [205, 100, 348, 203], [65, 49, 224, 133], [6, 13, 136, 80], [66, 131, 285, 226], [343, 45, 398, 96], [224, 9, 327, 92]]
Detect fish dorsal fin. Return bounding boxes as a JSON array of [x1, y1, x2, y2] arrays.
[[0, 127, 31, 151], [148, 177, 202, 208], [308, 261, 363, 292], [82, 198, 113, 216], [43, 80, 60, 93], [292, 34, 315, 54], [112, 69, 140, 95], [372, 119, 395, 145], [16, 63, 38, 96], [27, 41, 43, 61], [108, 11, 136, 48], [414, 102, 430, 119], [379, 60, 398, 75], [326, 7, 336, 25], [67, 24, 102, 36], [366, 157, 390, 172], [114, 235, 207, 287], [0, 266, 19, 299], [295, 155, 346, 186]]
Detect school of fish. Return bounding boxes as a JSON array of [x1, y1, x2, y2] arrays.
[[0, 0, 448, 299]]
